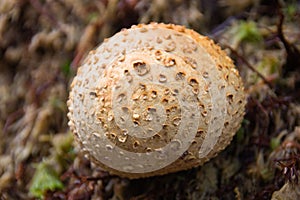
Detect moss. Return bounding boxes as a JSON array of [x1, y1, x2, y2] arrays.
[[231, 20, 263, 47], [29, 162, 64, 199]]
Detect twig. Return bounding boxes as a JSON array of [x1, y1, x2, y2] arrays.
[[222, 44, 274, 89], [276, 2, 300, 75]]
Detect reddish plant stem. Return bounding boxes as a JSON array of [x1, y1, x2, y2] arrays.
[[223, 44, 274, 89]]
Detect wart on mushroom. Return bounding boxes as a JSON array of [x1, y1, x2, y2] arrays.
[[67, 23, 246, 179]]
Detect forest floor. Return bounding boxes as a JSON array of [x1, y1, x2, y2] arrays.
[[0, 0, 300, 199]]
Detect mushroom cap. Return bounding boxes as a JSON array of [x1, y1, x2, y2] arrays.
[[67, 23, 246, 179]]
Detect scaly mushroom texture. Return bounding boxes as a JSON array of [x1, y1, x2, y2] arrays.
[[67, 23, 246, 179]]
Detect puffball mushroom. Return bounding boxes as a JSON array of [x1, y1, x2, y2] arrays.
[[67, 23, 246, 179]]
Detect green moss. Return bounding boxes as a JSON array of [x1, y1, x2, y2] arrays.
[[52, 131, 74, 155], [270, 137, 281, 150], [29, 162, 64, 199], [284, 1, 298, 21], [61, 60, 74, 78], [232, 20, 263, 45]]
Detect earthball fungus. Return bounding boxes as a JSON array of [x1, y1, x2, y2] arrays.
[[67, 23, 246, 179]]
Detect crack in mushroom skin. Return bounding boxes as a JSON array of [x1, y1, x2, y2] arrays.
[[67, 23, 246, 179]]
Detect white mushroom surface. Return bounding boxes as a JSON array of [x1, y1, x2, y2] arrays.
[[67, 23, 246, 178]]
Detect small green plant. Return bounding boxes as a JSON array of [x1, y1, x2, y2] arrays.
[[283, 0, 298, 21], [29, 162, 64, 199], [61, 60, 72, 78], [231, 20, 263, 47]]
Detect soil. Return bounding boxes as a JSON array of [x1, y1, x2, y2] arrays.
[[0, 0, 300, 199]]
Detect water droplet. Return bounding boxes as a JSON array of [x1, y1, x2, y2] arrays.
[[164, 34, 172, 40], [105, 144, 114, 151], [156, 118, 160, 123], [118, 130, 128, 142], [146, 148, 152, 153], [92, 132, 101, 138], [182, 41, 198, 53], [156, 37, 162, 43], [133, 121, 140, 127], [86, 114, 94, 125], [119, 117, 125, 124], [110, 132, 117, 139], [164, 57, 176, 67], [173, 117, 181, 126], [82, 140, 87, 145], [170, 140, 182, 151], [219, 84, 226, 90], [155, 50, 162, 60], [151, 91, 157, 99], [107, 113, 114, 121], [188, 78, 199, 87], [123, 165, 134, 172], [184, 57, 197, 69], [171, 88, 179, 96], [122, 129, 128, 135], [122, 107, 129, 113], [84, 154, 89, 159], [104, 156, 111, 161], [117, 93, 126, 103], [155, 149, 167, 160], [147, 128, 154, 134], [164, 88, 170, 95], [164, 41, 176, 52], [175, 72, 185, 80], [159, 74, 167, 83], [202, 71, 209, 78], [142, 94, 148, 100], [191, 87, 198, 94], [145, 113, 153, 121], [118, 54, 125, 62], [136, 164, 144, 169], [133, 113, 140, 119], [125, 74, 133, 83], [118, 134, 128, 143], [201, 110, 208, 117], [133, 60, 150, 76]]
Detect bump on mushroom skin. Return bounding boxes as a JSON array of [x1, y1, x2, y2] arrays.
[[67, 23, 246, 179]]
